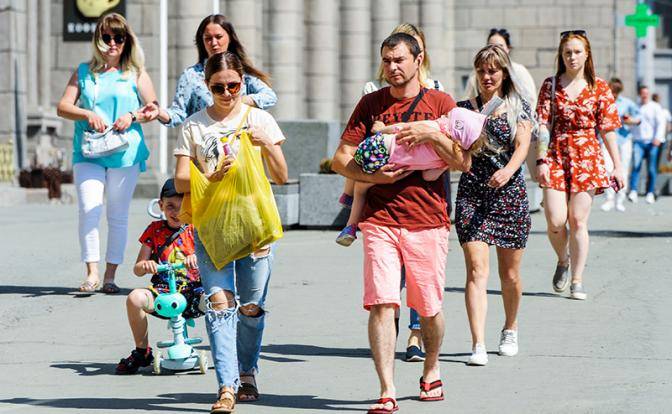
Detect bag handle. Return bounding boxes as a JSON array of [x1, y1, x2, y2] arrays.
[[235, 105, 253, 135]]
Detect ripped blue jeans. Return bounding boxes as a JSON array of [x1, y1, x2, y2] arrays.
[[195, 234, 273, 391]]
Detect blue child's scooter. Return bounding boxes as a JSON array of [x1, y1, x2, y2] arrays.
[[152, 262, 208, 375]]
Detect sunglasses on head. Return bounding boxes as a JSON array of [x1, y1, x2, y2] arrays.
[[560, 29, 587, 38], [210, 82, 242, 95], [102, 33, 126, 45]]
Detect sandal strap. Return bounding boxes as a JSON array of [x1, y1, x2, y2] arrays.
[[419, 377, 443, 392], [375, 397, 397, 406]]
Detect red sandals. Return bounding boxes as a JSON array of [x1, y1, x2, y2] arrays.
[[419, 377, 444, 401], [367, 397, 399, 413]]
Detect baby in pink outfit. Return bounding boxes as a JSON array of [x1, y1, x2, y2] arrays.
[[337, 99, 501, 247]]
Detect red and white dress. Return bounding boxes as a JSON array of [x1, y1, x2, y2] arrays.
[[536, 76, 621, 194]]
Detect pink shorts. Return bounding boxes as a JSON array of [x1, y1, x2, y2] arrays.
[[360, 222, 449, 317]]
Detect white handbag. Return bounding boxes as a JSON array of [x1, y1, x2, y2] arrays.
[[81, 126, 130, 158], [80, 78, 130, 158]]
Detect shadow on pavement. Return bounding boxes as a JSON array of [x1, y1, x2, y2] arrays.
[[444, 286, 561, 298], [262, 344, 371, 359], [0, 285, 132, 297], [0, 396, 209, 412], [160, 392, 372, 411], [51, 361, 117, 376]]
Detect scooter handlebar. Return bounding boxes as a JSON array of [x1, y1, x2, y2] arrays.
[[156, 263, 186, 273]]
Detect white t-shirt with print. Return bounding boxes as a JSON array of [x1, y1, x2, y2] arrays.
[[174, 104, 286, 174]]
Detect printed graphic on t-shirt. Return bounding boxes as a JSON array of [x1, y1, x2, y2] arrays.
[[139, 221, 200, 285], [198, 126, 249, 173]]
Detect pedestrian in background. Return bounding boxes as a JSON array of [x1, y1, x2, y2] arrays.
[[628, 86, 667, 204], [601, 78, 640, 212], [152, 14, 277, 127]]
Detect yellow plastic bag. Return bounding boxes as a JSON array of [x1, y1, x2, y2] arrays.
[[189, 120, 283, 270]]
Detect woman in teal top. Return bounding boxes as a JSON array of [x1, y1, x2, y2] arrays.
[[57, 13, 159, 294]]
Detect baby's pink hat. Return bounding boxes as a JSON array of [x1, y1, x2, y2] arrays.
[[438, 108, 486, 150]]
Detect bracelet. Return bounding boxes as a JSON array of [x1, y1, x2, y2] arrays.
[[129, 111, 137, 122], [535, 159, 547, 166]]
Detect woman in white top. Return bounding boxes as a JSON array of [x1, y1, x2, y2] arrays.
[[174, 52, 287, 412]]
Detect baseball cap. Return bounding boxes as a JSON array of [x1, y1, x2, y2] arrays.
[[160, 178, 180, 199]]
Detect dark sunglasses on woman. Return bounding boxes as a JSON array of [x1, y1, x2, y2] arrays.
[[102, 33, 126, 45], [560, 29, 587, 38], [210, 82, 242, 95]]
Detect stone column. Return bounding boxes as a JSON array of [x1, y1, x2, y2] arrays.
[[306, 0, 339, 121], [420, 0, 446, 87], [401, 0, 419, 25], [0, 2, 28, 170], [38, 0, 51, 109], [267, 0, 304, 119], [441, 0, 455, 93], [371, 0, 400, 76], [224, 0, 264, 67], [340, 0, 371, 121], [25, 1, 38, 108]]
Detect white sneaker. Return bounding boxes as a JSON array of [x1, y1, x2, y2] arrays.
[[600, 200, 614, 212], [627, 191, 638, 203], [615, 202, 626, 212], [498, 330, 519, 357], [645, 193, 655, 204], [467, 343, 488, 366]]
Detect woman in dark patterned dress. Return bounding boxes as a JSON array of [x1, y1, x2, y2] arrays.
[[457, 45, 535, 366]]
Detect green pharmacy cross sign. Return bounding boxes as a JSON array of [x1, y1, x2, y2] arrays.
[[625, 3, 660, 38]]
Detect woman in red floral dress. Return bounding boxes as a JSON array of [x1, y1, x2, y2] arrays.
[[535, 31, 624, 300]]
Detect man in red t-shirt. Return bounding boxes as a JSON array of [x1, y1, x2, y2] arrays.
[[333, 33, 470, 411]]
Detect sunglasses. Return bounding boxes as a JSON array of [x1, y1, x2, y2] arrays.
[[560, 30, 587, 38], [210, 82, 242, 95], [102, 33, 126, 45]]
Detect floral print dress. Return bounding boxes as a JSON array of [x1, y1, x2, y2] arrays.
[[455, 98, 532, 250], [536, 76, 621, 193]]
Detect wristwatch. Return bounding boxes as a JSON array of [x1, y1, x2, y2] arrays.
[[129, 111, 137, 122]]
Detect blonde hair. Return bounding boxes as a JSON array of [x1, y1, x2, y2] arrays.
[[376, 23, 431, 86], [472, 45, 537, 146], [89, 13, 144, 76]]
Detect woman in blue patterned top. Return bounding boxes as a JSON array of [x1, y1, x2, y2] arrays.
[[154, 14, 277, 127]]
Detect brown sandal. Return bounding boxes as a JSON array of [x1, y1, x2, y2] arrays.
[[211, 388, 236, 413]]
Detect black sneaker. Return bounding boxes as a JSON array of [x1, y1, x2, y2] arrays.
[[552, 263, 570, 293], [405, 345, 425, 362], [115, 347, 154, 375]]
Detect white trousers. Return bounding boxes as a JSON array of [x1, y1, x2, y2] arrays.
[[73, 162, 140, 264], [602, 139, 633, 203]]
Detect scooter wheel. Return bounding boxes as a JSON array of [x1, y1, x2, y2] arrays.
[[198, 350, 208, 374], [153, 354, 161, 375]]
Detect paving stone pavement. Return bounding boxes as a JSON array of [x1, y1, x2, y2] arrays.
[[1, 197, 671, 413]]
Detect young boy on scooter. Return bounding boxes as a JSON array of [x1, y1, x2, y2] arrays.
[[115, 179, 203, 375]]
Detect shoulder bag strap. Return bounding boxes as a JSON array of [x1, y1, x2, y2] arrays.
[[155, 225, 187, 263], [401, 88, 426, 123]]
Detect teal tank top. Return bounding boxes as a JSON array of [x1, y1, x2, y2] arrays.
[[72, 63, 149, 171]]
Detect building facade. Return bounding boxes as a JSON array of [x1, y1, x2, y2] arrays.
[[0, 0, 667, 182]]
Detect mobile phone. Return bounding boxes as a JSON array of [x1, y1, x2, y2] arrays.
[[609, 177, 621, 192]]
